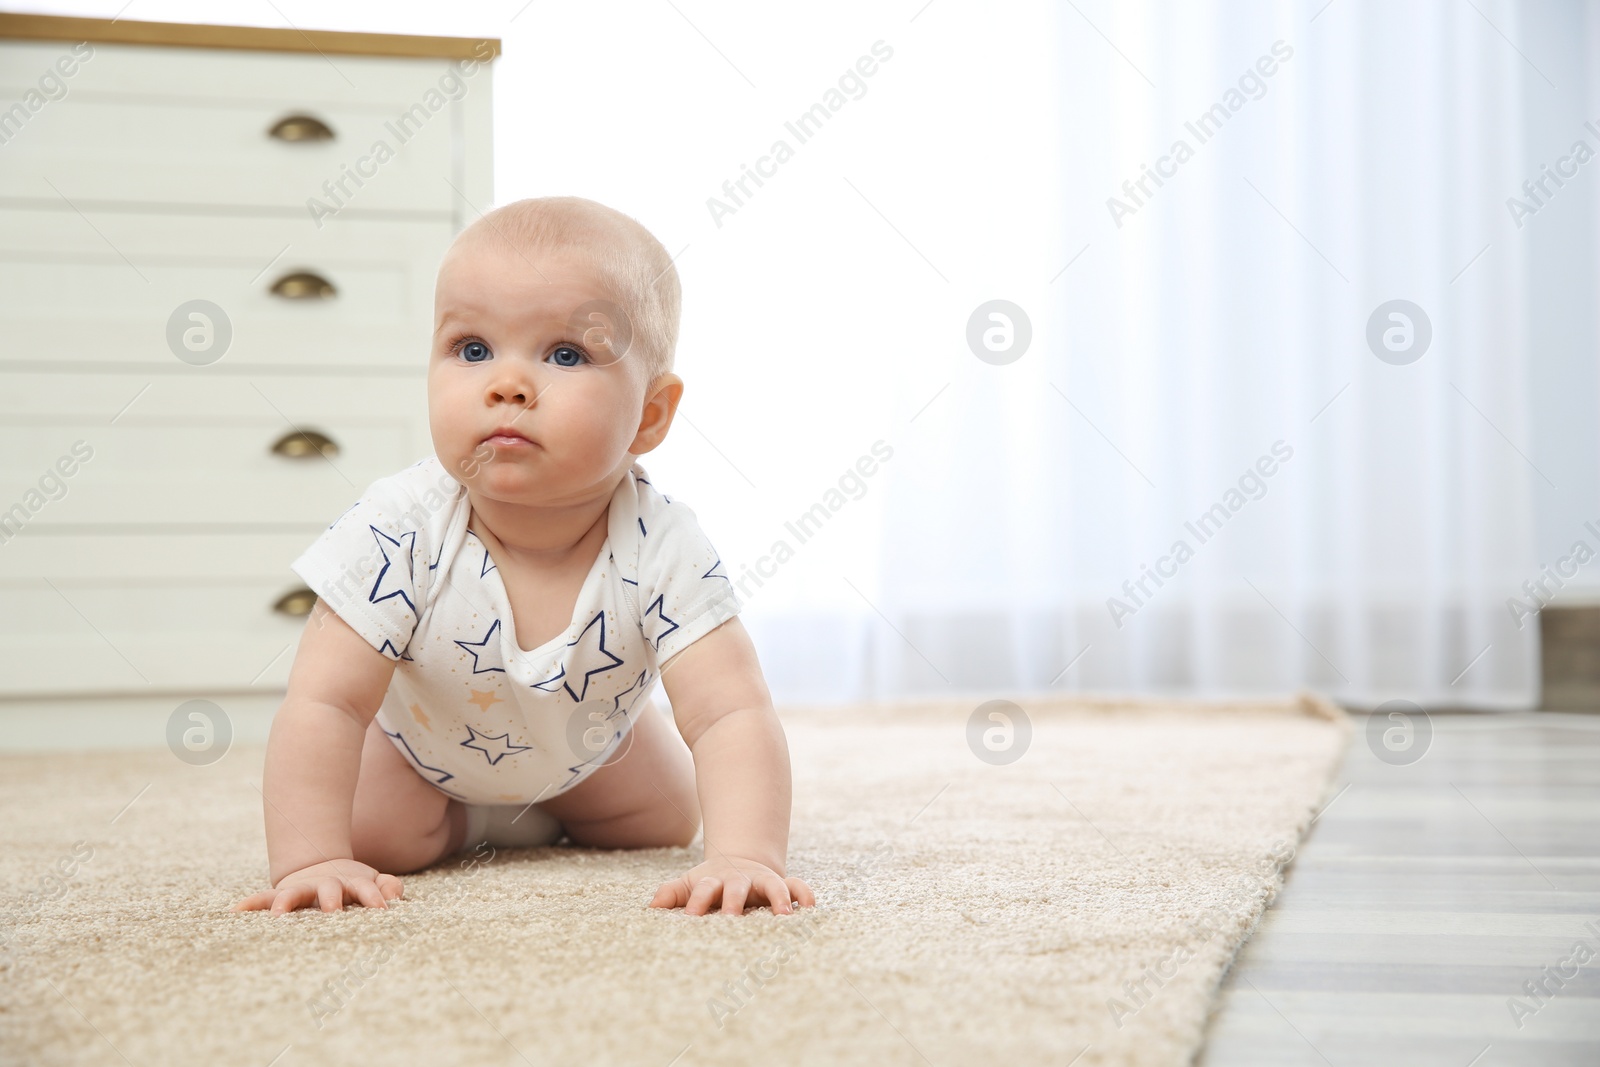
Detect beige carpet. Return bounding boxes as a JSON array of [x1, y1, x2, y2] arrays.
[[0, 693, 1349, 1067]]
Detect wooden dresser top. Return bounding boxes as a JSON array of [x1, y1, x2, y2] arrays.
[[0, 12, 499, 60]]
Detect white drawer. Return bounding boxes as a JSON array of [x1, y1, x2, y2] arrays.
[[0, 374, 424, 420], [0, 530, 319, 579], [0, 17, 493, 701], [0, 575, 313, 694], [0, 375, 431, 526], [0, 532, 324, 694], [0, 39, 491, 214], [0, 533, 363, 695], [0, 209, 451, 370], [0, 422, 426, 527]]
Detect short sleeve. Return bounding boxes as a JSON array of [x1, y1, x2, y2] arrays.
[[633, 487, 742, 664], [289, 472, 438, 661]]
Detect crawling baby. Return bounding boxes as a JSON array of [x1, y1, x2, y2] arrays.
[[234, 197, 814, 917]]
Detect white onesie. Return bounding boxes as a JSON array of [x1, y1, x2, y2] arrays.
[[290, 455, 740, 808]]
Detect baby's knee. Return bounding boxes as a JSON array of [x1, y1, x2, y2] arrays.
[[350, 806, 455, 874], [625, 814, 698, 850], [654, 778, 700, 846], [653, 801, 700, 848], [563, 793, 699, 850]]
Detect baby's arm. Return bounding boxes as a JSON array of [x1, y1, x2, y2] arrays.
[[233, 600, 404, 915], [648, 617, 816, 916]]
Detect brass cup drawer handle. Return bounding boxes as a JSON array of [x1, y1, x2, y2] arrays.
[[273, 587, 318, 617], [268, 114, 335, 142], [269, 271, 337, 300], [271, 429, 339, 459]]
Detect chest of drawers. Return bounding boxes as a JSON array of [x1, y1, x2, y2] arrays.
[[0, 14, 497, 697]]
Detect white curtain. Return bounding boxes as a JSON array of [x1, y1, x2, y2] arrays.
[[17, 1, 1564, 711], [386, 0, 1555, 711], [657, 0, 1544, 710]]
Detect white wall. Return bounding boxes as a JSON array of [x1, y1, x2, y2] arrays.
[[1521, 0, 1600, 604], [13, 0, 1599, 705]]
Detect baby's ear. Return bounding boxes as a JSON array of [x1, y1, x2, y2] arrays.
[[630, 372, 684, 455]]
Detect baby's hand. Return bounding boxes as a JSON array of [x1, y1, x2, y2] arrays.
[[232, 859, 403, 916], [650, 856, 816, 916]]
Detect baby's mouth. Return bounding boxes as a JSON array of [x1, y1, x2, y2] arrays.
[[482, 426, 536, 449]]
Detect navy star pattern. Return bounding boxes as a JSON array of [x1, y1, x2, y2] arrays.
[[377, 638, 414, 661], [610, 551, 636, 586], [557, 708, 631, 790], [383, 726, 456, 789], [556, 611, 624, 702], [368, 525, 418, 614], [641, 595, 678, 650], [331, 464, 729, 802], [554, 669, 655, 790], [559, 741, 619, 791], [460, 724, 532, 766], [530, 661, 566, 693], [610, 668, 653, 719], [454, 618, 507, 674], [635, 474, 669, 502], [328, 500, 359, 531]]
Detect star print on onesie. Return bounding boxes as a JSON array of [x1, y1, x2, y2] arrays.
[[290, 455, 741, 805]]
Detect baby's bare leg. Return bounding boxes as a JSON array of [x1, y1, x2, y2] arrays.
[[348, 716, 465, 874], [540, 695, 700, 848]]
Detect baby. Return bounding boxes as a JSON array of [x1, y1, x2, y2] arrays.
[[234, 197, 813, 917]]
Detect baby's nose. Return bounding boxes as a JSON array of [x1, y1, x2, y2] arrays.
[[488, 380, 529, 405]]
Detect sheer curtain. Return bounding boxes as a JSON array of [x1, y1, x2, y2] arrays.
[[482, 0, 1546, 710], [11, 1, 1551, 709], [690, 0, 1541, 710]]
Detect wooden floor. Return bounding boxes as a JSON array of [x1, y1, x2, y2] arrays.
[[1199, 710, 1600, 1067]]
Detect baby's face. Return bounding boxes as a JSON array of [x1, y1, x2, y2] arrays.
[[428, 236, 653, 508]]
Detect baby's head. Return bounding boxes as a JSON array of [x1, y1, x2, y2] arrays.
[[427, 196, 684, 507]]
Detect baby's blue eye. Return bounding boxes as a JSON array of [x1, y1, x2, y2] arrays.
[[548, 346, 586, 368], [459, 341, 491, 363]]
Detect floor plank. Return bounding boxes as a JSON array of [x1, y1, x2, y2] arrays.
[[1200, 710, 1600, 1066]]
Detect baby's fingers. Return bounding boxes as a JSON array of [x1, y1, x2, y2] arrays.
[[649, 879, 690, 910], [270, 884, 318, 916], [375, 873, 404, 902], [232, 890, 279, 912], [720, 875, 752, 916], [684, 877, 722, 916], [757, 874, 794, 915], [317, 879, 344, 913], [349, 879, 389, 910], [785, 877, 816, 908]]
